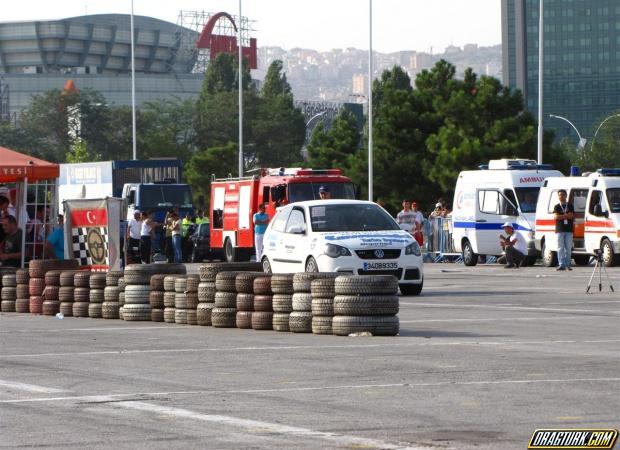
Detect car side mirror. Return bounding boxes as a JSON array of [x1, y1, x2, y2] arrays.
[[288, 225, 306, 234]]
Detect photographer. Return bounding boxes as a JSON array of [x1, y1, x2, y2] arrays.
[[499, 222, 526, 269]]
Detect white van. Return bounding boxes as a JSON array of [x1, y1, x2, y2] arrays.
[[535, 176, 592, 267], [451, 159, 563, 266], [584, 169, 620, 266]]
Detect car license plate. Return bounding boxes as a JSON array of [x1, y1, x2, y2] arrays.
[[363, 262, 398, 270]]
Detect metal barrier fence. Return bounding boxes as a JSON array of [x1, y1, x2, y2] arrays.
[[422, 216, 462, 263]]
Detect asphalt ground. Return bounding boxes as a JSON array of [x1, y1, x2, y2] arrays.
[[0, 264, 619, 450]]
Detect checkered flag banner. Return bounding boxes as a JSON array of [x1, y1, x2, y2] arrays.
[[63, 198, 123, 271]]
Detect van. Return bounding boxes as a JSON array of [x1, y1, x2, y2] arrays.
[[535, 176, 592, 267], [584, 169, 620, 266], [451, 159, 563, 266]]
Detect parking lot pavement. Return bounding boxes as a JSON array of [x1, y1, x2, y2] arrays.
[[0, 264, 618, 450]]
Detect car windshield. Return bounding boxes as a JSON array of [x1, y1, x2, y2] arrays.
[[514, 187, 540, 213], [140, 185, 193, 208], [309, 203, 400, 232], [607, 188, 620, 213], [288, 182, 356, 203]]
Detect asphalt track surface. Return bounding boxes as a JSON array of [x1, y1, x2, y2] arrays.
[[1, 264, 619, 449]]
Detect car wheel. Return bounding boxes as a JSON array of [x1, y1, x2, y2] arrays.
[[541, 240, 558, 267], [462, 240, 478, 266], [399, 279, 423, 296], [224, 239, 237, 263], [305, 257, 319, 273], [191, 249, 201, 263], [262, 257, 272, 274], [601, 238, 619, 267]]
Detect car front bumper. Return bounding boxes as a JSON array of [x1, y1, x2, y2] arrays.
[[315, 253, 423, 284]]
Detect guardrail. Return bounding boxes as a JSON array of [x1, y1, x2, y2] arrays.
[[422, 216, 462, 263]]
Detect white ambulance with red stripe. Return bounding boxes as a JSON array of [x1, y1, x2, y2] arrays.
[[584, 169, 620, 266]]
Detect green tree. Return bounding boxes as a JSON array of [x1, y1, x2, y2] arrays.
[[66, 139, 90, 163], [185, 142, 239, 202], [570, 114, 620, 171], [261, 60, 292, 99], [306, 109, 360, 170]]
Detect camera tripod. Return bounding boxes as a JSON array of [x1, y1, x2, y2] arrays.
[[586, 251, 616, 294]]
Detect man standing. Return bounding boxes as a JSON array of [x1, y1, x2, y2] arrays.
[[46, 214, 65, 260], [253, 203, 269, 261], [499, 222, 526, 268], [553, 189, 574, 271], [140, 211, 157, 264], [0, 216, 23, 267], [396, 200, 417, 233], [126, 210, 142, 264]]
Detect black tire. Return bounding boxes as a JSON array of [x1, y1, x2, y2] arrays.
[[573, 254, 591, 266], [164, 307, 176, 323], [236, 293, 254, 311], [174, 277, 188, 293], [311, 278, 337, 298], [163, 291, 176, 308], [332, 315, 399, 336], [118, 292, 125, 306], [124, 285, 151, 304], [311, 297, 334, 316], [253, 276, 273, 295], [1, 299, 16, 312], [58, 287, 74, 303], [305, 257, 319, 273], [312, 316, 333, 335], [149, 290, 165, 309], [164, 275, 184, 292], [43, 285, 60, 301], [214, 291, 237, 308], [251, 311, 273, 330], [293, 272, 339, 293], [102, 302, 120, 319], [175, 293, 189, 309], [186, 292, 199, 309], [198, 282, 216, 303], [151, 308, 164, 322], [15, 269, 29, 285], [73, 287, 90, 302], [199, 262, 263, 282], [16, 284, 29, 299], [186, 309, 197, 325], [541, 240, 558, 267], [272, 312, 289, 331], [29, 278, 45, 296], [174, 308, 188, 324], [224, 239, 237, 263], [2, 287, 17, 301], [211, 307, 236, 328], [122, 304, 152, 321], [89, 274, 107, 289], [89, 289, 104, 303], [334, 275, 399, 295], [16, 298, 29, 313], [289, 311, 312, 333], [399, 280, 423, 296], [601, 238, 619, 267], [292, 292, 313, 312], [197, 303, 214, 326], [45, 270, 61, 286], [29, 296, 43, 314], [261, 257, 272, 274], [72, 301, 89, 317], [272, 294, 293, 313], [2, 274, 16, 288], [105, 271, 124, 287], [271, 274, 295, 294], [235, 272, 265, 294], [215, 271, 244, 292], [117, 278, 126, 291], [42, 300, 59, 316], [236, 311, 253, 328], [150, 274, 167, 291], [186, 275, 200, 293], [104, 286, 121, 302], [74, 271, 92, 288], [253, 295, 272, 312], [89, 303, 103, 318], [462, 239, 478, 267], [334, 295, 399, 316]]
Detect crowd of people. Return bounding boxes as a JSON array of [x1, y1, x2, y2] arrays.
[[394, 198, 451, 248]]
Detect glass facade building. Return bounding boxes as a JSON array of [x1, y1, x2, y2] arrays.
[[501, 0, 620, 142]]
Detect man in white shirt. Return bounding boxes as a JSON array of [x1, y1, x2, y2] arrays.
[[499, 222, 527, 268], [396, 200, 417, 233], [126, 210, 142, 263]]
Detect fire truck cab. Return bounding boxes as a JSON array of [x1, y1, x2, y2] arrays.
[[209, 168, 356, 262]]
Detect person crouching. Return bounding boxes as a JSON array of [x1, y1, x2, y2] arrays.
[[499, 222, 526, 268]]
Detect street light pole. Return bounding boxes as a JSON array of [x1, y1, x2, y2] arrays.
[[537, 0, 544, 164], [548, 114, 586, 149], [368, 0, 373, 202], [130, 0, 137, 160], [590, 114, 620, 155], [238, 0, 244, 178]]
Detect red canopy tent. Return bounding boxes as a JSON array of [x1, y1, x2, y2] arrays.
[[0, 146, 59, 182]]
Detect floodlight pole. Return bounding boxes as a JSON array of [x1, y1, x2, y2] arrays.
[[368, 0, 373, 201], [130, 0, 137, 160], [238, 0, 244, 177], [537, 0, 544, 164]]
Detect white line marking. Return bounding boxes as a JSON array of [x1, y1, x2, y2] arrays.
[[0, 326, 179, 334], [401, 302, 620, 315], [1, 339, 619, 359], [399, 316, 601, 324], [1, 377, 618, 405], [116, 401, 429, 450], [0, 379, 66, 394]]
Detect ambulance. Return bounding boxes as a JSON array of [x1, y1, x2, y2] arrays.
[[451, 159, 563, 266], [534, 175, 592, 267], [209, 168, 356, 262], [584, 169, 620, 266]]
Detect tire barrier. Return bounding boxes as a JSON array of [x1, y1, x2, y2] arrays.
[[16, 269, 30, 314], [103, 275, 122, 320], [235, 272, 264, 329], [212, 271, 242, 328], [117, 277, 125, 320], [89, 274, 106, 319]]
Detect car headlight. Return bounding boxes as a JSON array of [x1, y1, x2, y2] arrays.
[[405, 241, 421, 256], [325, 243, 352, 258]]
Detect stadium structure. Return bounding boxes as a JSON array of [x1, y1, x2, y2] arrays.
[[0, 12, 256, 120]]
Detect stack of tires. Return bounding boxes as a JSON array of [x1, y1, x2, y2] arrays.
[[234, 272, 265, 329], [163, 275, 184, 323], [212, 271, 240, 328], [102, 271, 123, 319], [72, 272, 92, 318], [28, 262, 47, 315], [149, 274, 166, 322], [332, 275, 400, 336], [15, 269, 30, 313], [123, 264, 186, 322], [252, 276, 273, 331], [1, 273, 17, 312], [59, 271, 78, 317], [291, 273, 340, 333], [117, 277, 126, 320], [42, 270, 61, 316], [88, 274, 107, 318], [311, 277, 339, 335], [197, 278, 216, 326], [271, 274, 294, 332], [175, 275, 199, 325]]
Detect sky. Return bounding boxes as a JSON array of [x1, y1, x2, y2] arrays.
[[2, 0, 501, 53]]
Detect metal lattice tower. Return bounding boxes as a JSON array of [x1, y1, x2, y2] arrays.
[[0, 77, 9, 123], [176, 10, 256, 74]]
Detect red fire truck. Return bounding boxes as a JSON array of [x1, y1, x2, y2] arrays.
[[209, 167, 356, 261]]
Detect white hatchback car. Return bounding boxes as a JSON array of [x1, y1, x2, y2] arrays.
[[261, 200, 424, 295]]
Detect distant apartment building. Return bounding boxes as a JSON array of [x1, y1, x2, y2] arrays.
[[501, 0, 620, 142], [352, 74, 365, 95]]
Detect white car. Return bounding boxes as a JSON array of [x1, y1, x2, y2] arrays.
[[261, 200, 424, 295]]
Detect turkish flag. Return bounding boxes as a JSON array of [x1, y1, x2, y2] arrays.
[[70, 209, 108, 227]]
